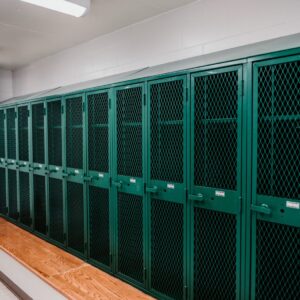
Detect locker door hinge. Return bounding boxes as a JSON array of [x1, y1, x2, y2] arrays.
[[143, 94, 146, 106], [186, 87, 188, 102], [241, 80, 244, 97], [109, 253, 113, 267], [184, 286, 188, 299], [239, 196, 242, 213]]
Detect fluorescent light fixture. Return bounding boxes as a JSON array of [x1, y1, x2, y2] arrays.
[[20, 0, 90, 17]]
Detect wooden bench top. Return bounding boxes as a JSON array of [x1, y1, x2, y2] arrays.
[[0, 217, 154, 300]]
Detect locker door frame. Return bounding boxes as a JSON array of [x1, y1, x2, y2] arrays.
[[85, 88, 112, 273], [64, 92, 87, 258], [17, 104, 31, 228], [46, 97, 65, 247], [146, 74, 188, 299], [111, 82, 147, 288], [250, 54, 300, 300], [189, 64, 244, 300]]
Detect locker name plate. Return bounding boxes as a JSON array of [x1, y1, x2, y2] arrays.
[[286, 201, 300, 209], [215, 190, 225, 197]]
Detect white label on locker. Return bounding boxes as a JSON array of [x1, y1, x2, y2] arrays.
[[215, 190, 225, 197], [24, 162, 27, 165], [39, 164, 42, 168], [130, 178, 136, 184], [98, 173, 104, 178], [56, 167, 59, 171], [12, 160, 15, 163], [75, 169, 79, 174], [167, 184, 175, 189], [286, 201, 300, 209]]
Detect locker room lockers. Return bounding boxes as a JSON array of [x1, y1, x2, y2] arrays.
[[0, 48, 299, 300]]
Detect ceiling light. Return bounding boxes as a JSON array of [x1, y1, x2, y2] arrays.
[[20, 0, 90, 17]]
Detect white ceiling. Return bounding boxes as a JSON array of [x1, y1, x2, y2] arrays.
[[0, 0, 196, 70]]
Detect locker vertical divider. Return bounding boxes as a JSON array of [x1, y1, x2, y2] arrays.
[[44, 101, 50, 237], [83, 93, 88, 258], [29, 103, 34, 229], [62, 97, 67, 248], [16, 105, 20, 221]]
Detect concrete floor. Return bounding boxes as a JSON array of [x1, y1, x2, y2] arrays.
[[0, 281, 18, 300]]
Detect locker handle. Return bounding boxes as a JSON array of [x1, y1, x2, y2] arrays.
[[49, 169, 58, 173], [188, 193, 204, 202], [7, 162, 14, 166], [19, 163, 27, 168], [83, 176, 93, 182], [146, 186, 158, 194], [33, 166, 41, 170], [251, 204, 271, 215], [112, 180, 122, 188], [62, 172, 69, 178]]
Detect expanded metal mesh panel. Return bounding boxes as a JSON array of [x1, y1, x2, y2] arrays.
[[66, 97, 83, 169], [19, 172, 31, 226], [89, 186, 110, 266], [194, 208, 237, 299], [194, 72, 239, 190], [8, 169, 18, 220], [257, 61, 300, 199], [49, 178, 64, 244], [150, 80, 184, 183], [88, 92, 109, 172], [151, 199, 183, 299], [0, 168, 6, 214], [255, 220, 300, 299], [67, 182, 84, 253], [117, 87, 143, 177], [32, 104, 44, 164], [48, 101, 62, 166], [18, 106, 29, 161], [7, 108, 16, 160], [0, 110, 5, 158], [34, 175, 46, 234], [117, 192, 143, 283]]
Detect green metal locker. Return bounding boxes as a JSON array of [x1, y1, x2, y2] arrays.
[[65, 94, 86, 256], [86, 90, 111, 269], [8, 169, 18, 220], [113, 84, 146, 286], [7, 108, 16, 165], [0, 167, 6, 215], [18, 106, 29, 165], [0, 110, 6, 215], [19, 171, 31, 226], [0, 109, 5, 162], [251, 56, 300, 299], [147, 76, 187, 299], [34, 174, 46, 234], [190, 66, 243, 299]]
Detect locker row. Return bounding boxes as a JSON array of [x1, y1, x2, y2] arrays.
[[0, 50, 299, 299]]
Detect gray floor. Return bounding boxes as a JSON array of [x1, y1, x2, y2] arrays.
[[0, 281, 18, 300]]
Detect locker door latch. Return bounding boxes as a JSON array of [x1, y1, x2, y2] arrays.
[[146, 186, 158, 194], [112, 180, 122, 188], [188, 193, 204, 202], [251, 204, 271, 215]]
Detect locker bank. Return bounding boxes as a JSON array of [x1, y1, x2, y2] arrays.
[[0, 1, 299, 299]]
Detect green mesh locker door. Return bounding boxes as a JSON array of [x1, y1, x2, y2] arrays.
[[34, 174, 46, 235], [191, 66, 243, 299], [18, 106, 29, 167], [148, 77, 187, 299], [67, 181, 84, 254], [19, 171, 31, 226], [0, 110, 5, 161], [7, 108, 16, 163], [8, 169, 18, 220], [32, 103, 45, 173], [86, 90, 111, 268], [0, 168, 6, 215], [87, 90, 109, 185], [66, 95, 84, 181], [48, 100, 62, 169], [251, 57, 300, 299], [89, 186, 110, 267], [114, 84, 145, 285], [49, 178, 64, 244]]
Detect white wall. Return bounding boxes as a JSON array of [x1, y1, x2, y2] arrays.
[[13, 0, 300, 97], [0, 69, 13, 101]]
